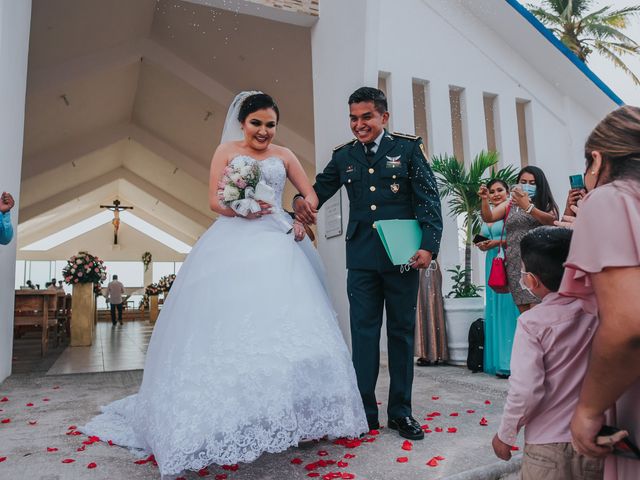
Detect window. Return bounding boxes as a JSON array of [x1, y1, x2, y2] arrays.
[[449, 86, 467, 163], [516, 100, 532, 167], [103, 261, 144, 288], [152, 262, 182, 283], [412, 80, 430, 155]]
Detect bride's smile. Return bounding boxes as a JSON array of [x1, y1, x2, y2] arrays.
[[242, 109, 278, 151]]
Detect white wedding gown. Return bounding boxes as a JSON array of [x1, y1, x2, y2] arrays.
[[80, 156, 368, 476]]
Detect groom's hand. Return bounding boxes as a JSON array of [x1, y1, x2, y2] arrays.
[[293, 197, 317, 225], [409, 249, 432, 269]]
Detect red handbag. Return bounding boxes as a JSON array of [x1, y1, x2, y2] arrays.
[[487, 206, 510, 294]]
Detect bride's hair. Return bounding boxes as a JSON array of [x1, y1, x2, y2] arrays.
[[238, 93, 280, 123]]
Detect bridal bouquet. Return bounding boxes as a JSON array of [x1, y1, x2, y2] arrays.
[[217, 157, 292, 233]]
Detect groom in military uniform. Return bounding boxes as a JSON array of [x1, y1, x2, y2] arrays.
[[294, 87, 443, 440]]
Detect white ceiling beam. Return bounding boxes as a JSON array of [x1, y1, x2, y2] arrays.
[[27, 39, 144, 95], [180, 0, 318, 27], [140, 38, 315, 164], [19, 167, 213, 228]]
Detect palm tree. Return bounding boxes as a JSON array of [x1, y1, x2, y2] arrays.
[[528, 0, 640, 85], [430, 151, 518, 294]]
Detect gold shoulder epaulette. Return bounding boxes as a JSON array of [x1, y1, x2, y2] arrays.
[[392, 131, 419, 140], [333, 139, 357, 151]]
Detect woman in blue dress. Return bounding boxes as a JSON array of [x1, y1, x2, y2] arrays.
[[475, 179, 520, 378]]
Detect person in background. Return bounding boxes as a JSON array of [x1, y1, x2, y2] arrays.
[[107, 274, 125, 326], [26, 280, 35, 289], [479, 166, 558, 313], [47, 278, 58, 290], [561, 105, 640, 480], [475, 179, 520, 379], [493, 226, 602, 480], [0, 192, 15, 245], [414, 261, 448, 366], [57, 280, 65, 291]]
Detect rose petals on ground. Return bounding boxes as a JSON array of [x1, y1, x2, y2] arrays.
[[447, 427, 457, 433], [368, 429, 380, 436], [291, 458, 303, 465], [484, 400, 492, 405], [197, 467, 210, 477], [426, 458, 439, 467], [26, 403, 34, 407], [87, 462, 97, 469], [466, 409, 476, 414], [77, 446, 85, 452], [0, 397, 8, 402], [435, 456, 445, 461], [425, 417, 434, 421], [337, 461, 348, 468], [401, 440, 413, 451], [449, 412, 459, 417], [435, 427, 443, 432], [46, 447, 58, 452], [108, 440, 114, 446], [318, 450, 329, 456], [61, 458, 75, 464], [480, 417, 489, 426], [221, 464, 238, 471], [396, 456, 409, 463], [307, 473, 320, 478], [343, 453, 356, 459], [1, 418, 10, 424], [431, 396, 439, 400], [341, 474, 355, 479], [43, 398, 50, 402], [214, 475, 227, 480], [28, 420, 37, 425], [67, 425, 77, 430], [53, 386, 60, 389], [0, 457, 6, 463]]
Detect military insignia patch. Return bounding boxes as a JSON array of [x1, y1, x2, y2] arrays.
[[346, 165, 354, 173], [385, 155, 402, 168], [390, 183, 400, 193], [419, 142, 428, 161]]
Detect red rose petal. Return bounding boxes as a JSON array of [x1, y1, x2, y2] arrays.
[[326, 460, 336, 465], [368, 429, 380, 436], [87, 462, 97, 469], [222, 464, 238, 471], [215, 475, 228, 480], [0, 397, 8, 402], [337, 461, 348, 468], [47, 447, 58, 452], [424, 429, 432, 433], [426, 458, 439, 467], [343, 454, 356, 459], [134, 460, 148, 465], [363, 437, 376, 443], [0, 457, 6, 463], [484, 400, 492, 405], [435, 427, 443, 432], [307, 474, 320, 478], [62, 458, 75, 464], [69, 430, 82, 436], [42, 398, 50, 402], [197, 468, 210, 477], [53, 386, 60, 389], [1, 418, 10, 424], [291, 457, 303, 465], [26, 403, 34, 407], [447, 427, 457, 433], [401, 440, 413, 451], [466, 409, 476, 414], [77, 446, 85, 452], [68, 425, 77, 430], [432, 396, 440, 400], [108, 440, 114, 446], [449, 412, 459, 417], [511, 445, 520, 451], [28, 420, 37, 425], [480, 417, 488, 426], [435, 455, 445, 461], [318, 460, 328, 468], [341, 474, 355, 479], [420, 424, 429, 430], [396, 456, 409, 463], [305, 462, 318, 471], [318, 450, 329, 456], [425, 417, 434, 421]]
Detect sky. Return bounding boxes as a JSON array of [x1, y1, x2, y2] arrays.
[[527, 0, 640, 106]]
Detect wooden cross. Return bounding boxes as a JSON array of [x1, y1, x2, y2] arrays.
[[99, 199, 133, 245]]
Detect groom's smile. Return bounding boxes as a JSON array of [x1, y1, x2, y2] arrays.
[[349, 101, 389, 144]]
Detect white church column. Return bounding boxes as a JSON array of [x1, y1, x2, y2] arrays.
[[0, 0, 32, 382], [311, 0, 380, 343], [387, 73, 414, 134], [427, 80, 459, 294]]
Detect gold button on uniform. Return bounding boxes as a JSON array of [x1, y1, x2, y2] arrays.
[[347, 179, 352, 183], [372, 223, 377, 229], [370, 186, 376, 192], [370, 205, 377, 211], [368, 168, 374, 174], [392, 174, 397, 179]]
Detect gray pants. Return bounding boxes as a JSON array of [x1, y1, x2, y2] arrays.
[[522, 443, 603, 480]]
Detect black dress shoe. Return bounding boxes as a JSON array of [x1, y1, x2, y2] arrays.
[[367, 420, 380, 430], [388, 416, 424, 440]]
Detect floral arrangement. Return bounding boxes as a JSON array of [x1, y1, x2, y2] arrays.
[[145, 283, 161, 296], [158, 274, 176, 293], [63, 252, 107, 285], [142, 251, 152, 272]]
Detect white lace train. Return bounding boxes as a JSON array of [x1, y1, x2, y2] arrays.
[[80, 157, 368, 475]]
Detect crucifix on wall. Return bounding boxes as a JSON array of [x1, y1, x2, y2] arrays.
[[100, 199, 133, 245]]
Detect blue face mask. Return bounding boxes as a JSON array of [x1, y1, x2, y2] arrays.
[[521, 184, 537, 198]]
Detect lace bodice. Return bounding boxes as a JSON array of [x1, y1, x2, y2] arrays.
[[230, 155, 286, 209]]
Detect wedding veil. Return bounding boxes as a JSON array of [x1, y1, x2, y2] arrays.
[[220, 90, 263, 144]]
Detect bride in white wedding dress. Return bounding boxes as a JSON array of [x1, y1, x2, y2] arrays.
[[80, 92, 368, 476]]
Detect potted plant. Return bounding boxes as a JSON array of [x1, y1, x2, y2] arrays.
[[431, 151, 517, 365]]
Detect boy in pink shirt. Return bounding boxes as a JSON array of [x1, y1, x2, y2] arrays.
[[492, 226, 603, 479]]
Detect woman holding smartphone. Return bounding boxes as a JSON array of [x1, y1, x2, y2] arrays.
[[479, 166, 558, 313], [475, 179, 521, 378]]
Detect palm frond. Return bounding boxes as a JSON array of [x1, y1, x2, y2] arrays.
[[594, 42, 640, 85]]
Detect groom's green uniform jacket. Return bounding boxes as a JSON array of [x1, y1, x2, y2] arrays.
[[313, 130, 443, 423]]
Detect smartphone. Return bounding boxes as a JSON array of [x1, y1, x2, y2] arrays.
[[472, 234, 489, 244], [569, 174, 585, 190], [597, 425, 640, 460]]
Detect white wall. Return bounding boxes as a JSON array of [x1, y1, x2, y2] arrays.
[[311, 0, 380, 343], [0, 0, 32, 382]]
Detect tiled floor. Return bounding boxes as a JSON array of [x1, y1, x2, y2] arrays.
[[46, 321, 153, 375]]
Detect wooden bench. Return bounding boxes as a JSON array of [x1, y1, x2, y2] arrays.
[[14, 290, 60, 356]]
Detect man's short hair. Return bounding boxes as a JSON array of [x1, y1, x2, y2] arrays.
[[520, 226, 573, 292], [348, 87, 388, 114], [113, 275, 118, 280]]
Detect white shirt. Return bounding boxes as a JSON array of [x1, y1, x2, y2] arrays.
[[107, 280, 125, 304], [361, 130, 385, 154]]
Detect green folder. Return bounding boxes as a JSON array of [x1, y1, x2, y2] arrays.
[[374, 219, 422, 265]]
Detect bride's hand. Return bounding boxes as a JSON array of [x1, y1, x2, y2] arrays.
[[293, 221, 306, 242], [244, 201, 272, 220]]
